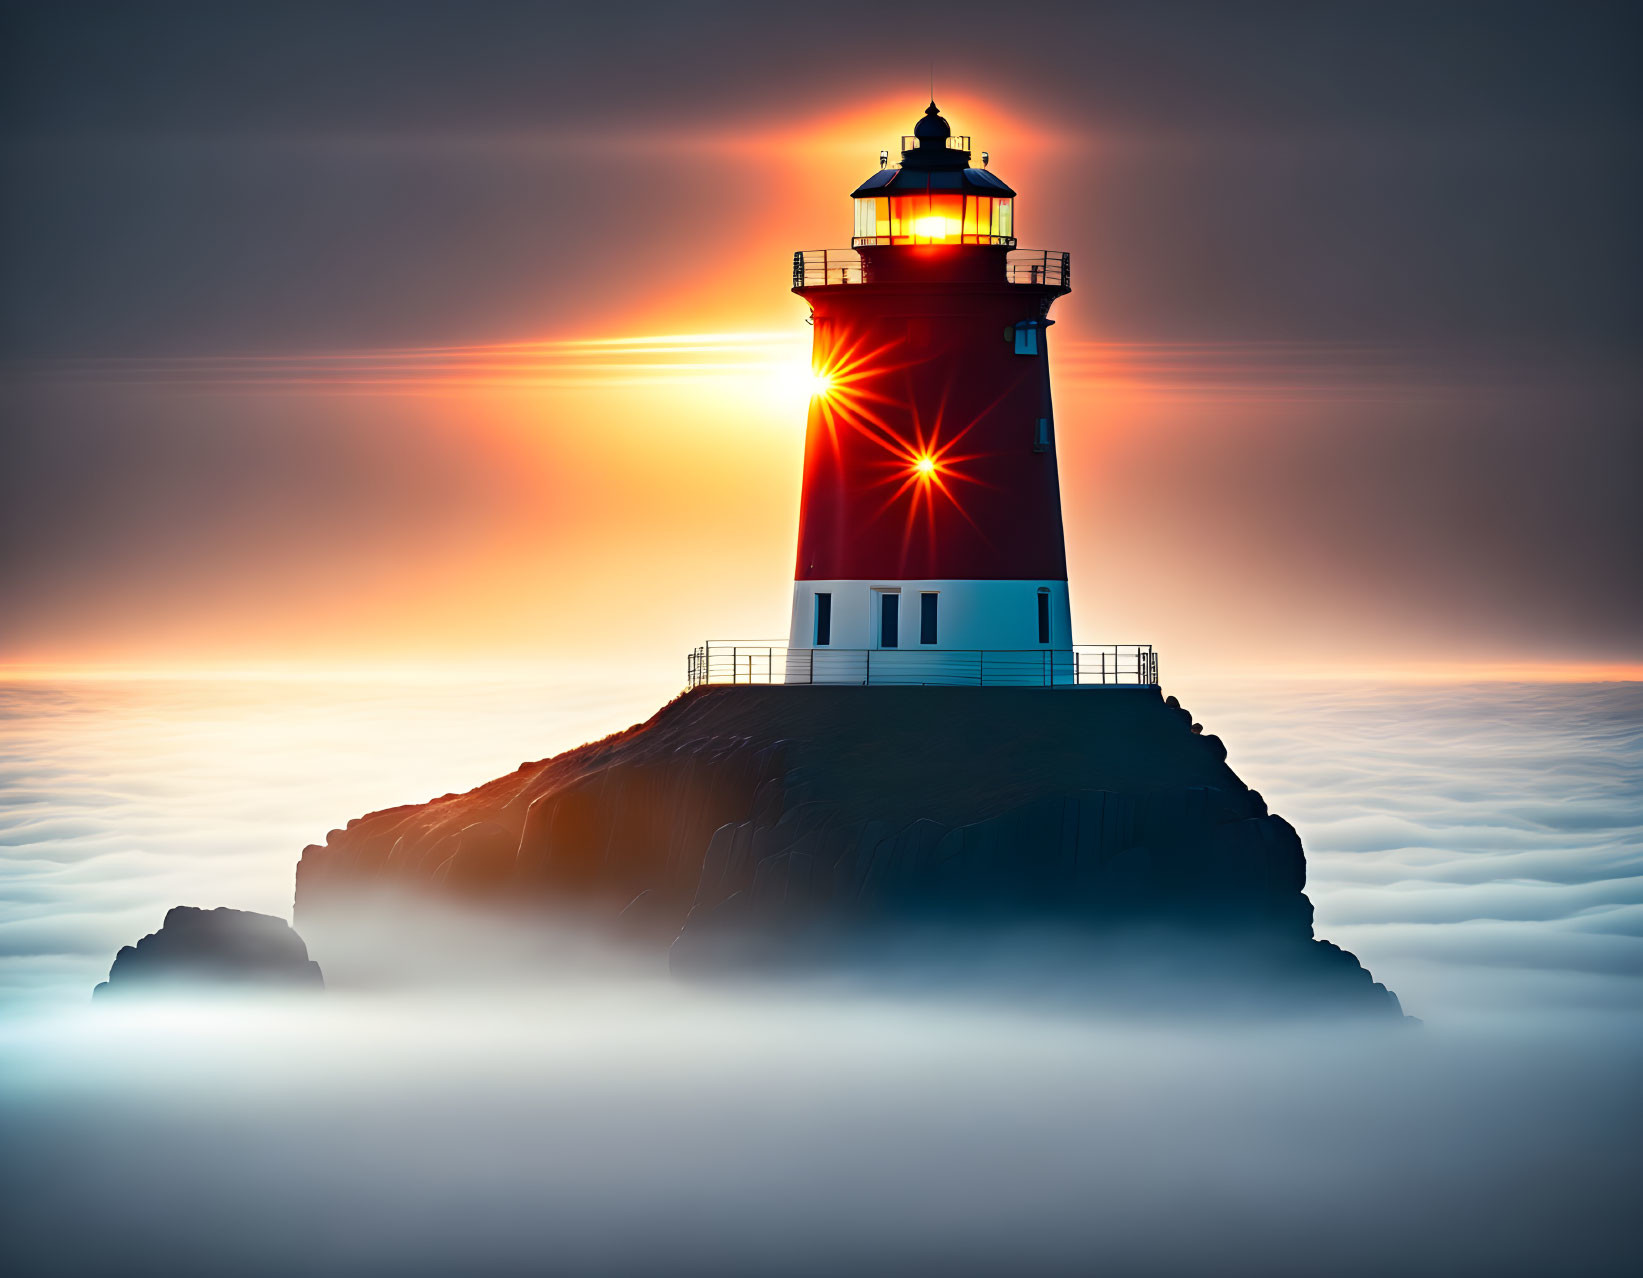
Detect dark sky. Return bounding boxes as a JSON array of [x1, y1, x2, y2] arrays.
[[1, 1, 1639, 671]]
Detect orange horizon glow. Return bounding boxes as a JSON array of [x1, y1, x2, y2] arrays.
[[5, 97, 1631, 682], [10, 318, 1629, 678]]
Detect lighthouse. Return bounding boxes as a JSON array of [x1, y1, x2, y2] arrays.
[[786, 102, 1075, 684]]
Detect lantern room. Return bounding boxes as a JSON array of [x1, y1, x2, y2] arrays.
[[850, 102, 1017, 247]]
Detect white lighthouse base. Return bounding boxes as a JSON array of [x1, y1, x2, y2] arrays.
[[786, 579, 1073, 685]]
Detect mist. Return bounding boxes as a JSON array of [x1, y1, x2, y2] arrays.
[[3, 674, 1641, 1274], [4, 939, 1638, 1277]]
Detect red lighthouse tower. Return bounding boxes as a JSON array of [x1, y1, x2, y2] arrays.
[[787, 102, 1074, 684]]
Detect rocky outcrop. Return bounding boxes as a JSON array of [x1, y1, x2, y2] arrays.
[[93, 906, 323, 999], [295, 686, 1404, 1016]]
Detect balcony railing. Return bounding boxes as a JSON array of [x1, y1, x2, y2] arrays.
[[687, 642, 1159, 689], [794, 249, 866, 287], [900, 134, 971, 153], [793, 248, 1071, 289], [851, 234, 1017, 249], [1005, 250, 1071, 288]]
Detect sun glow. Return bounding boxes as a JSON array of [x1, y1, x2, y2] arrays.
[[912, 216, 957, 241], [913, 454, 937, 477]]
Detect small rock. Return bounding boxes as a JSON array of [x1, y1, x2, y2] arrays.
[[93, 906, 323, 1000]]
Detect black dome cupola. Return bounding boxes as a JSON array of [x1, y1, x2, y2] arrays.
[[913, 101, 950, 141]]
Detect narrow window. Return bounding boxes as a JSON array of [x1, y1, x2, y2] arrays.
[[1034, 418, 1051, 452], [920, 592, 938, 645], [813, 593, 832, 646], [1037, 589, 1051, 644], [1014, 322, 1039, 355], [879, 592, 899, 648]]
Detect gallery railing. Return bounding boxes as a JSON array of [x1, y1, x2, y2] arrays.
[[900, 134, 972, 153], [1004, 249, 1071, 288], [687, 643, 1159, 689], [792, 248, 1071, 289], [793, 249, 866, 287]]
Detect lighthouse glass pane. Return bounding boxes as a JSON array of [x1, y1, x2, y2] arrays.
[[975, 198, 992, 239], [996, 199, 1013, 239], [929, 194, 962, 241], [890, 194, 936, 243], [875, 198, 890, 238], [854, 199, 871, 240], [962, 198, 976, 240]]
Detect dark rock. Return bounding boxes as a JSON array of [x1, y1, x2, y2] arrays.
[[294, 686, 1406, 1018], [93, 906, 323, 1000]]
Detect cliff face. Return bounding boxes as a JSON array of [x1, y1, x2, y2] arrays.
[[295, 686, 1403, 1016]]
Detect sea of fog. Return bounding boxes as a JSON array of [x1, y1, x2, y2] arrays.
[[1, 675, 1639, 1275]]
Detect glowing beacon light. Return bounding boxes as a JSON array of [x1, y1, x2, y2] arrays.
[[788, 101, 1074, 683]]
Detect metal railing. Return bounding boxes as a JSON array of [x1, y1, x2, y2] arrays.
[[793, 248, 1070, 289], [900, 134, 971, 153], [793, 249, 866, 287], [850, 234, 1016, 249], [688, 642, 1159, 689], [1004, 250, 1070, 288]]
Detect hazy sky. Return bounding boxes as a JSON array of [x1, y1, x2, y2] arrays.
[[1, 1, 1638, 674]]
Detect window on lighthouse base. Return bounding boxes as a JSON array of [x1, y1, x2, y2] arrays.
[[1037, 589, 1052, 645], [877, 591, 900, 649], [920, 592, 939, 645], [813, 593, 832, 647]]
